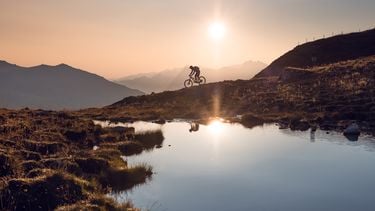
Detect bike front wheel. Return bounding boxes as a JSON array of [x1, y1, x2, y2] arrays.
[[184, 79, 194, 88], [198, 76, 206, 85]]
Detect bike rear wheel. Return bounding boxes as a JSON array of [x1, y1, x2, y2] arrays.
[[198, 76, 206, 85], [184, 79, 194, 88]]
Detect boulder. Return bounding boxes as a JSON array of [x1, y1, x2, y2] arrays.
[[343, 123, 360, 136], [290, 119, 310, 131]]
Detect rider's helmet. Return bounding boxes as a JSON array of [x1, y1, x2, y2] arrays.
[[189, 65, 193, 69]]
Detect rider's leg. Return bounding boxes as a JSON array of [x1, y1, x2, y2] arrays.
[[195, 71, 200, 81]]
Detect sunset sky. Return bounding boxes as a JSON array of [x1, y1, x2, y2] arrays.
[[1, 0, 374, 79]]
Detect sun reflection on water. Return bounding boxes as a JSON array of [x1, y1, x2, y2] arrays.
[[208, 119, 225, 135]]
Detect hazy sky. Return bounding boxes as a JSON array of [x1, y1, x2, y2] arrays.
[[0, 0, 374, 79]]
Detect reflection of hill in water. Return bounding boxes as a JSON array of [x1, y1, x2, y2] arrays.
[[97, 120, 375, 152], [269, 124, 375, 152]]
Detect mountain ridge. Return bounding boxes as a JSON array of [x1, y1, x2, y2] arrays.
[[0, 61, 144, 110]]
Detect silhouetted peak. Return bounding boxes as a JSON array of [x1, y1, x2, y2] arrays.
[[0, 60, 13, 66], [56, 63, 72, 68], [31, 63, 73, 70]]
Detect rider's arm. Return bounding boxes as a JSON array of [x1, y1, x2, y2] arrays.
[[189, 70, 194, 76]]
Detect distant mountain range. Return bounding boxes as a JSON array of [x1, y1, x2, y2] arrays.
[[256, 28, 375, 78], [115, 60, 267, 93], [0, 61, 143, 110]]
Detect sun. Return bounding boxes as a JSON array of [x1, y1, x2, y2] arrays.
[[208, 22, 226, 40]]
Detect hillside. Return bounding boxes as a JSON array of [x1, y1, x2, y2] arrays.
[[255, 28, 375, 78], [81, 55, 375, 133], [115, 60, 266, 93], [0, 61, 143, 110]]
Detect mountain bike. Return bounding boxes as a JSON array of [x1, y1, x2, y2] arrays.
[[184, 75, 206, 88]]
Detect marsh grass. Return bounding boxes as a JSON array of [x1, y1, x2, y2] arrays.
[[100, 141, 144, 157], [100, 164, 153, 193], [0, 171, 86, 210], [117, 141, 144, 156], [0, 109, 158, 210], [134, 130, 164, 150], [55, 194, 138, 211], [94, 148, 127, 168]]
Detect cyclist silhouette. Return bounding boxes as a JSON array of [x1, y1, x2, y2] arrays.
[[184, 66, 206, 88], [189, 65, 201, 82]]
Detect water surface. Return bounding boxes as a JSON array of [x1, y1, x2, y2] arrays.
[[107, 121, 375, 211]]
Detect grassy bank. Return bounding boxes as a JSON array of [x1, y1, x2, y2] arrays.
[[0, 109, 163, 210]]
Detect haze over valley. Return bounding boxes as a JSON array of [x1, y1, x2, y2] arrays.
[[116, 60, 266, 93]]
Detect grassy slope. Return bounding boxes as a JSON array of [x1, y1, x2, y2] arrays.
[[81, 56, 375, 132], [255, 28, 375, 78]]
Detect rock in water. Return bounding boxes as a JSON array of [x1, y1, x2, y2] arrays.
[[343, 123, 360, 136], [153, 119, 166, 124]]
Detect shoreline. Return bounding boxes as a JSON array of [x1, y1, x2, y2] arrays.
[[0, 106, 373, 210], [0, 108, 164, 210]]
